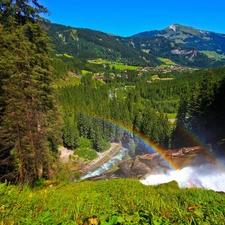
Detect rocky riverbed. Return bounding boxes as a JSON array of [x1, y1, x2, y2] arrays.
[[59, 142, 225, 182], [87, 144, 225, 180]]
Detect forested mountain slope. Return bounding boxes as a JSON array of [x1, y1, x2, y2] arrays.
[[45, 23, 159, 66], [133, 24, 225, 64], [45, 22, 225, 68], [126, 36, 214, 68]]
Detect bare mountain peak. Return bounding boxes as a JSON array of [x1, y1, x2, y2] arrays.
[[167, 24, 192, 32], [169, 24, 177, 32]]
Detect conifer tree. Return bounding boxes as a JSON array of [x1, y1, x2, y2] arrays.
[[0, 1, 61, 183]]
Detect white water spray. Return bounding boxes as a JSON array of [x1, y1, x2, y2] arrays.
[[141, 163, 225, 192]]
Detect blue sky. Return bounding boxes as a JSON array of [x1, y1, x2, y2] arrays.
[[39, 0, 225, 37]]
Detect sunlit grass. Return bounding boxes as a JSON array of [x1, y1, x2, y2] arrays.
[[88, 58, 139, 70], [53, 76, 81, 88], [166, 113, 177, 120], [110, 64, 139, 70], [1, 179, 225, 224], [201, 51, 225, 61], [158, 57, 177, 65], [82, 70, 92, 75]]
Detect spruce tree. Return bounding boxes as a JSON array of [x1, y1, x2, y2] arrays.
[[0, 1, 61, 183]]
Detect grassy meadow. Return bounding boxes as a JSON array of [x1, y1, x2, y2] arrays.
[[88, 59, 140, 71], [157, 58, 177, 66], [1, 179, 225, 224]]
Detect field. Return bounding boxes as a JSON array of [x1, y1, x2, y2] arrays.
[[157, 57, 177, 66], [1, 179, 225, 224], [110, 64, 139, 70], [53, 76, 81, 88], [88, 59, 140, 71], [151, 75, 174, 81]]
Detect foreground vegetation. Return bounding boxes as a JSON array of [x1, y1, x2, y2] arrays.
[[1, 179, 224, 224]]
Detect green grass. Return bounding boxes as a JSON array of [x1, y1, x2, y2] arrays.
[[165, 113, 177, 120], [82, 70, 92, 75], [55, 53, 74, 58], [151, 75, 174, 81], [157, 57, 177, 65], [160, 78, 174, 80], [63, 53, 74, 58], [110, 64, 139, 70], [88, 59, 110, 64], [74, 147, 98, 161], [200, 51, 225, 61], [55, 53, 63, 57], [54, 76, 81, 87], [151, 75, 160, 80], [1, 179, 225, 224], [88, 59, 140, 70]]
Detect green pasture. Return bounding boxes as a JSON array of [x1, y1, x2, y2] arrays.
[[88, 59, 140, 70], [110, 64, 139, 70], [157, 57, 177, 65]]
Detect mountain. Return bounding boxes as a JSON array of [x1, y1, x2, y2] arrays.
[[45, 23, 160, 66], [133, 24, 225, 61], [126, 36, 214, 68], [45, 22, 225, 68]]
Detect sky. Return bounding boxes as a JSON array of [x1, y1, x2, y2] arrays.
[[39, 0, 225, 37]]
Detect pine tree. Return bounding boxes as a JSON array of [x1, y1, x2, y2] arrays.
[[0, 1, 61, 183], [188, 69, 216, 143]]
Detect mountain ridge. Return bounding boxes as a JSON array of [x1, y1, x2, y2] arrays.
[[133, 24, 225, 57], [45, 22, 225, 68]]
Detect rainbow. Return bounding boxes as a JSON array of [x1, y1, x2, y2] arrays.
[[133, 131, 179, 170], [110, 119, 225, 189], [82, 115, 222, 172], [90, 116, 180, 170]]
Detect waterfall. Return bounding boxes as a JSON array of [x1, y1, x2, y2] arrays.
[[141, 163, 225, 192]]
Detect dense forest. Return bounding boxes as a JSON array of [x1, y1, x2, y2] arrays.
[[1, 0, 225, 185], [0, 0, 61, 184], [59, 65, 225, 154]]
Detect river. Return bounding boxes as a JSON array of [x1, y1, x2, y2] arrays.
[[80, 147, 128, 180]]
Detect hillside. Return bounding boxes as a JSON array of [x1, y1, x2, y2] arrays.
[[133, 24, 225, 62], [45, 22, 225, 68], [1, 180, 225, 224], [45, 23, 159, 66], [126, 36, 214, 68]]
